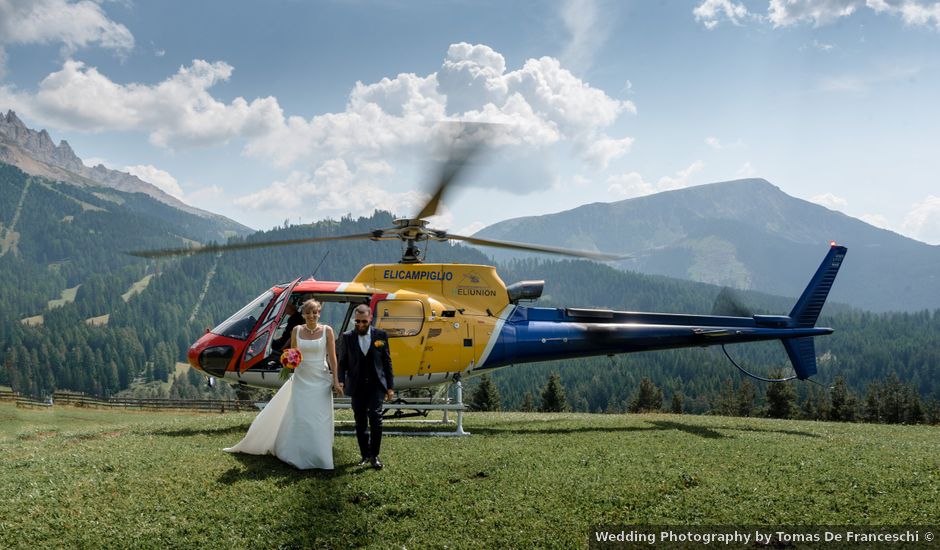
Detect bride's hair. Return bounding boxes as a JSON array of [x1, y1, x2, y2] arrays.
[[301, 298, 321, 314]]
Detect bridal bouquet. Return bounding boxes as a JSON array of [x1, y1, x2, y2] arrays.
[[279, 348, 302, 380]]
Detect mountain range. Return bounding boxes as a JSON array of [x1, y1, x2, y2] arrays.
[[473, 178, 939, 312], [0, 110, 250, 241]]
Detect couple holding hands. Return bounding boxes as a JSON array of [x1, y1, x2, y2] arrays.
[[225, 301, 394, 470]]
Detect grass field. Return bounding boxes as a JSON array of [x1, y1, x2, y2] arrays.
[[1, 403, 938, 548]]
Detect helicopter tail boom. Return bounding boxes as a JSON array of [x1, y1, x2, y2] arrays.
[[474, 245, 847, 380]]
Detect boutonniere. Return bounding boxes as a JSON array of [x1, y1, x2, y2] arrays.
[[374, 340, 385, 349]]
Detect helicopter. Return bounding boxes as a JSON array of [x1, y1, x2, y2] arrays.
[[133, 129, 847, 395]]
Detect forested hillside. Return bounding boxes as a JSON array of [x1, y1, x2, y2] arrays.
[[2, 162, 938, 419]]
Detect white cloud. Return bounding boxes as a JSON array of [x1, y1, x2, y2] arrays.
[[457, 221, 487, 236], [584, 135, 634, 168], [901, 195, 940, 244], [608, 172, 654, 198], [560, 0, 610, 74], [696, 0, 940, 29], [869, 0, 940, 28], [657, 160, 705, 191], [6, 59, 283, 149], [809, 39, 835, 51], [82, 156, 112, 169], [608, 161, 706, 199], [233, 160, 427, 222], [0, 0, 134, 76], [705, 136, 723, 150], [246, 42, 633, 175], [125, 164, 184, 199], [810, 192, 849, 211], [0, 0, 134, 51], [9, 42, 634, 202], [860, 213, 891, 230], [736, 162, 757, 177], [819, 64, 920, 93], [186, 184, 224, 205], [572, 174, 592, 187], [768, 0, 862, 27], [693, 0, 752, 29]]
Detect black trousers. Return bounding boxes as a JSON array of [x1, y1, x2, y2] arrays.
[[351, 383, 385, 458]]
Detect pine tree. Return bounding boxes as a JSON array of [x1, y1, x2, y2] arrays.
[[881, 374, 905, 424], [520, 392, 535, 412], [829, 376, 857, 422], [864, 382, 883, 423], [735, 379, 756, 417], [765, 371, 796, 419], [539, 372, 568, 412], [905, 386, 925, 424], [670, 392, 684, 414], [629, 377, 663, 413], [469, 374, 501, 411], [712, 378, 736, 416]]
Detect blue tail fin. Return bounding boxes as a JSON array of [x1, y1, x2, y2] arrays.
[[784, 245, 847, 379], [789, 245, 847, 328]]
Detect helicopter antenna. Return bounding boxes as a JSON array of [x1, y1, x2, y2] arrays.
[[311, 250, 330, 279]]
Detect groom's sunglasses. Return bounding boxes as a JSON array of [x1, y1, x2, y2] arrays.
[[354, 320, 371, 325]]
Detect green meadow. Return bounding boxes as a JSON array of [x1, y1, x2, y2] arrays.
[[1, 402, 938, 548]]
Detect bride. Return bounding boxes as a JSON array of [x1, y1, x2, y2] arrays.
[[224, 299, 342, 469]]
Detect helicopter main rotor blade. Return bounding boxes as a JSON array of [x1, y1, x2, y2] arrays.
[[443, 233, 629, 261], [128, 232, 378, 259], [414, 124, 491, 220]]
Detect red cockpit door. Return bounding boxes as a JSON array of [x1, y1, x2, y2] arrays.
[[240, 277, 302, 373]]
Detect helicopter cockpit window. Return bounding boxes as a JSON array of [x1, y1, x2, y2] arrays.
[[374, 300, 424, 338], [212, 290, 275, 340]]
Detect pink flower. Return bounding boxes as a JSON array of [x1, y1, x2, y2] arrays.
[[280, 348, 303, 369]]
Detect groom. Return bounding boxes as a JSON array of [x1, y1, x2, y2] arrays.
[[338, 304, 395, 469]]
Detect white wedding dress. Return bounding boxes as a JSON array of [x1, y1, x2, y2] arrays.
[[224, 327, 334, 469]]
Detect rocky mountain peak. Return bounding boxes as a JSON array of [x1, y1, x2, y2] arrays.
[[3, 109, 27, 128], [0, 110, 84, 172], [0, 109, 252, 236]]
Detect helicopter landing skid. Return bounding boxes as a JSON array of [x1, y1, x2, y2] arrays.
[[334, 379, 470, 436], [382, 402, 431, 420]]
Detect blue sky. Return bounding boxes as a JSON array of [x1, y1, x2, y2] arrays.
[[1, 0, 939, 244]]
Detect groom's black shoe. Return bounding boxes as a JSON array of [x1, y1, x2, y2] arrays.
[[370, 457, 384, 470], [357, 457, 371, 467]]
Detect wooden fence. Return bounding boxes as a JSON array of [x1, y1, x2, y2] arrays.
[[1, 389, 256, 413]]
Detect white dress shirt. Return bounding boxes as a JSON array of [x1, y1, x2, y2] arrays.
[[358, 330, 371, 355]]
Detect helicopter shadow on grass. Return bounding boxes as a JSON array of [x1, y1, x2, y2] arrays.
[[695, 422, 822, 439], [145, 424, 251, 438], [467, 420, 732, 438], [469, 419, 820, 440]]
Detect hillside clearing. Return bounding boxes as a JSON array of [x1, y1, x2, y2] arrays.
[[84, 314, 109, 326], [122, 273, 153, 302], [19, 314, 42, 326], [47, 284, 80, 309]]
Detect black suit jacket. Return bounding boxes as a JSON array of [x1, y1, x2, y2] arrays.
[[338, 327, 393, 394]]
